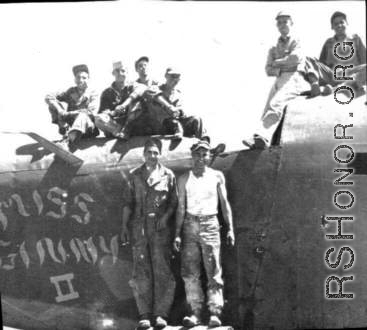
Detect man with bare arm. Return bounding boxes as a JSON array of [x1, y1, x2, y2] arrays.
[[173, 140, 235, 328]]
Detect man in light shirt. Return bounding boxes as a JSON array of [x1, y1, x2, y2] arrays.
[[173, 140, 235, 328], [243, 11, 310, 149]]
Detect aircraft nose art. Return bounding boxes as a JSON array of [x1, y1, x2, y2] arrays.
[[0, 135, 142, 329], [0, 134, 198, 329]]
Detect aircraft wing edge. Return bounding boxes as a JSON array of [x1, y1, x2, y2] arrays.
[[21, 132, 83, 167]]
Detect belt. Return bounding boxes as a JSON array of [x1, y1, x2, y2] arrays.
[[186, 213, 217, 221]]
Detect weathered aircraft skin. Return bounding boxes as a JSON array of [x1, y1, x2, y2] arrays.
[[1, 96, 366, 330]]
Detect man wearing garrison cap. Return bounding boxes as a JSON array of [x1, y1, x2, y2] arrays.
[[173, 140, 234, 328], [303, 11, 366, 97], [95, 61, 146, 139], [121, 137, 177, 329], [45, 64, 99, 148]]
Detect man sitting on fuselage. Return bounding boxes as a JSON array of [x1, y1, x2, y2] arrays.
[[305, 11, 366, 97], [119, 56, 162, 138], [149, 67, 207, 140], [45, 64, 99, 148], [95, 61, 144, 139]]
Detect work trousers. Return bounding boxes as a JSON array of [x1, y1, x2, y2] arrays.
[[181, 214, 224, 316], [304, 56, 366, 87], [259, 71, 310, 144], [129, 215, 176, 317], [49, 102, 97, 137], [162, 116, 205, 138], [95, 113, 124, 137]]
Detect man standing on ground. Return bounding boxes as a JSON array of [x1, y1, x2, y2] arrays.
[[45, 64, 99, 148], [173, 140, 235, 328], [121, 138, 177, 330]]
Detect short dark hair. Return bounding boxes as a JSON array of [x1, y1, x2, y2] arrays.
[[72, 64, 89, 76], [144, 137, 162, 154], [331, 11, 347, 25]]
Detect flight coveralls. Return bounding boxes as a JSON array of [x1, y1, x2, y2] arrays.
[[129, 164, 177, 318], [45, 86, 99, 137], [260, 35, 310, 144], [181, 169, 224, 316]]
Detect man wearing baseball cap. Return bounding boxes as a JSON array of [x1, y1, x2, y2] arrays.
[[95, 61, 145, 139], [45, 64, 99, 148], [124, 56, 163, 137], [173, 140, 235, 328], [243, 11, 310, 149], [135, 56, 160, 88]]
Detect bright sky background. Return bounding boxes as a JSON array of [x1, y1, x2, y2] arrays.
[[0, 0, 365, 148]]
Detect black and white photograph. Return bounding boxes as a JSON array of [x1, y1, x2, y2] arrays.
[[0, 0, 366, 329]]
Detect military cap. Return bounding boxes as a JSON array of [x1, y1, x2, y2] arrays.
[[330, 11, 347, 25], [191, 140, 211, 152], [144, 137, 162, 153], [112, 61, 127, 73], [72, 64, 89, 76], [135, 56, 149, 69], [275, 11, 292, 20]]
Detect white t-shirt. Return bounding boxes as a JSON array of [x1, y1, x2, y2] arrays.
[[185, 168, 219, 216]]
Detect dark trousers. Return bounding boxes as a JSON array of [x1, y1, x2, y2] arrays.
[[129, 217, 176, 317], [162, 116, 204, 138]]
